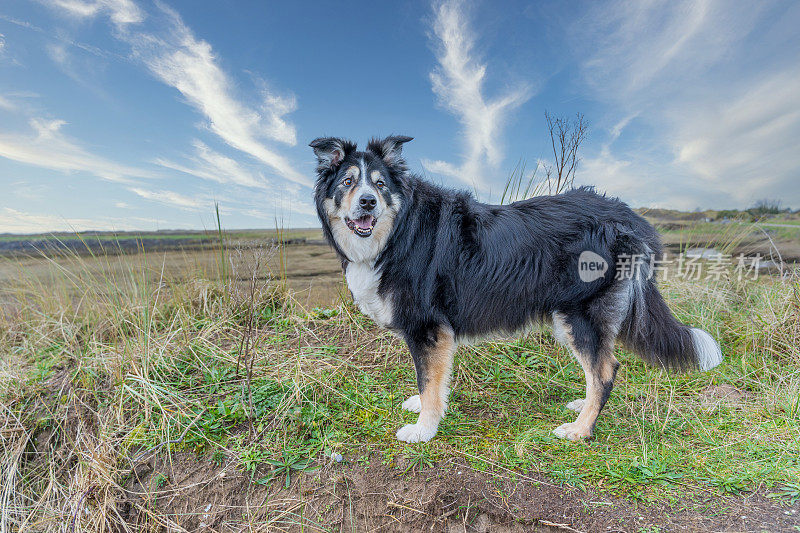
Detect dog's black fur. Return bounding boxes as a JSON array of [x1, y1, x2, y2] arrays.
[[311, 135, 722, 442]]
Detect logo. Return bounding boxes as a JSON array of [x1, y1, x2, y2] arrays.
[[578, 251, 608, 282]]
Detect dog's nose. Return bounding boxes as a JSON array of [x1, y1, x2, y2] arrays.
[[359, 194, 377, 210]]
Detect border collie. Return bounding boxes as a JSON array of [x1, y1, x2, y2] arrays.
[[310, 135, 722, 443]]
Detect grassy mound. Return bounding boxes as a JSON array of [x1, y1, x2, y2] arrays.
[[1, 248, 798, 531]]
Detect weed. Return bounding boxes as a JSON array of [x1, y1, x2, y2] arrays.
[[0, 230, 798, 530], [255, 450, 319, 489], [768, 482, 800, 504], [402, 445, 436, 474]]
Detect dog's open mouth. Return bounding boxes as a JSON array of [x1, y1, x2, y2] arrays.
[[345, 215, 376, 237]]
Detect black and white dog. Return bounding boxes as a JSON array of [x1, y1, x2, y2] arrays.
[[310, 135, 722, 443]]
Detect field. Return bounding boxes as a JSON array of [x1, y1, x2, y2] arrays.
[[1, 222, 799, 532]]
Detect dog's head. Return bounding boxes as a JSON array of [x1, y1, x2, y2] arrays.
[[310, 135, 412, 263]]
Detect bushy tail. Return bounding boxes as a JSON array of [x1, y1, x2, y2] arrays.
[[620, 278, 722, 372]]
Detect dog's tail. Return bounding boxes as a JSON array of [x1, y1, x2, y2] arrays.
[[619, 275, 722, 372]]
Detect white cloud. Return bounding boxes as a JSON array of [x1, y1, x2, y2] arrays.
[[576, 0, 759, 105], [0, 118, 156, 182], [0, 95, 14, 111], [423, 0, 531, 189], [45, 0, 309, 188], [48, 0, 145, 28], [670, 66, 800, 203], [128, 186, 207, 210], [47, 42, 69, 66], [577, 148, 722, 210], [571, 0, 800, 208], [0, 207, 145, 234], [154, 139, 267, 189], [127, 6, 305, 186]]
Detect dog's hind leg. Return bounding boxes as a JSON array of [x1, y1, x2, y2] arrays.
[[552, 312, 620, 441], [396, 326, 456, 443]]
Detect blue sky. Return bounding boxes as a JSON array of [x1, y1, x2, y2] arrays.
[[0, 0, 798, 233]]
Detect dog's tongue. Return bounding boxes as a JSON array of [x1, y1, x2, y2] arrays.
[[354, 215, 374, 230]]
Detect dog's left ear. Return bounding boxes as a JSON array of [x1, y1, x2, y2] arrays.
[[367, 135, 413, 165], [309, 137, 355, 173]]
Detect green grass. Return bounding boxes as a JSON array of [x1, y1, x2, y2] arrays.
[[0, 245, 798, 529]]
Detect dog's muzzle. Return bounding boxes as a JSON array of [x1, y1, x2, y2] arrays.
[[345, 214, 376, 237]]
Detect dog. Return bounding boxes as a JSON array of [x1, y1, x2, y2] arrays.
[[310, 135, 722, 443]]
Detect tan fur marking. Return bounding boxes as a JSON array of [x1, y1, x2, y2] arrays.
[[322, 192, 399, 263], [370, 170, 382, 181], [553, 315, 618, 440], [343, 189, 357, 213], [322, 198, 353, 252], [598, 354, 618, 383], [569, 342, 617, 437], [368, 206, 395, 246], [418, 326, 456, 429]]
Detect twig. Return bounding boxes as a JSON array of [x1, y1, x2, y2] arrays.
[[539, 519, 586, 533], [756, 225, 786, 276], [68, 485, 95, 533], [386, 501, 428, 515]]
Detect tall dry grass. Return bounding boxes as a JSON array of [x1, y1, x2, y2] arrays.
[[0, 229, 798, 530]]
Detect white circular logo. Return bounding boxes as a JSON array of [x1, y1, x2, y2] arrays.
[[578, 251, 608, 282]]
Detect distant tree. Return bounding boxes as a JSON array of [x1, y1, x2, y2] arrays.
[[715, 209, 743, 221], [748, 199, 785, 217], [542, 111, 588, 195]]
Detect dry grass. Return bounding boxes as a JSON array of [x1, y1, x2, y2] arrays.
[[0, 241, 799, 531]]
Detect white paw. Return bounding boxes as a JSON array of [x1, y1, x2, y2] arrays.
[[565, 398, 585, 413], [553, 422, 591, 441], [396, 423, 437, 443], [401, 395, 422, 413]]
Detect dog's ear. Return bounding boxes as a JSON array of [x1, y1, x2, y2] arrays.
[[367, 135, 413, 166], [309, 137, 356, 173]]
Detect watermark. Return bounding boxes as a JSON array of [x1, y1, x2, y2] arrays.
[[578, 250, 608, 282], [578, 251, 765, 282]]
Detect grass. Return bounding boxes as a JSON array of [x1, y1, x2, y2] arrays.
[[0, 238, 799, 530]]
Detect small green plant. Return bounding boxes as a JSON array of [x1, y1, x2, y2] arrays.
[[402, 445, 435, 474], [700, 472, 752, 495], [768, 483, 800, 504], [256, 451, 318, 489], [607, 457, 683, 488], [549, 467, 586, 490], [151, 472, 168, 489]]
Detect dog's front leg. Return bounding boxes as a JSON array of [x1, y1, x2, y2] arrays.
[[396, 326, 456, 443]]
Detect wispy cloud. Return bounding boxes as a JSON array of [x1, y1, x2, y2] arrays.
[[45, 41, 112, 100], [45, 0, 309, 187], [573, 0, 800, 208], [0, 95, 14, 111], [154, 140, 267, 189], [0, 31, 19, 66], [422, 0, 531, 189], [128, 186, 207, 210], [671, 65, 800, 203], [0, 118, 155, 182], [127, 5, 306, 185], [0, 207, 146, 234], [48, 0, 145, 28]]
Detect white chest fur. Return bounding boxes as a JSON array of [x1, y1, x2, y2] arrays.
[[345, 262, 394, 327]]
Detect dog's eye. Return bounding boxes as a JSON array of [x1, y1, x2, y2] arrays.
[[375, 180, 385, 189], [342, 177, 353, 187]]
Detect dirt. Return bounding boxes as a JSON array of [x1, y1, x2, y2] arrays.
[[118, 452, 800, 532], [699, 384, 750, 411]]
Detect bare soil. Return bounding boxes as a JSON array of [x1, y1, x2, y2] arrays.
[[118, 452, 800, 532]]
